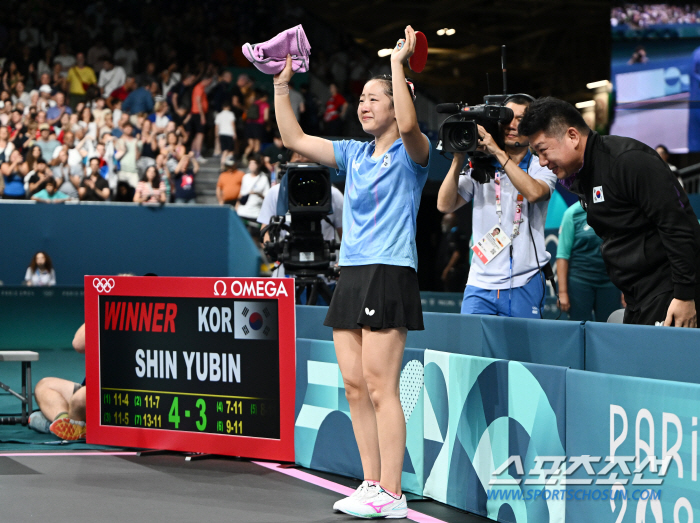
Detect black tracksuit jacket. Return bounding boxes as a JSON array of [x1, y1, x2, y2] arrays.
[[568, 131, 700, 309]]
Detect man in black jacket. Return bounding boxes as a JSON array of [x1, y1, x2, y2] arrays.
[[519, 97, 700, 327]]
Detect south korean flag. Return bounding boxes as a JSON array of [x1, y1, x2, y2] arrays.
[[234, 301, 278, 340]]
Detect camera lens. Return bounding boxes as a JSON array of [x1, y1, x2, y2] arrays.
[[448, 123, 476, 151], [457, 127, 474, 148], [289, 171, 328, 207]]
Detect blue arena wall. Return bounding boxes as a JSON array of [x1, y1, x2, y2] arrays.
[[296, 306, 585, 369], [294, 306, 700, 521], [0, 202, 261, 286]]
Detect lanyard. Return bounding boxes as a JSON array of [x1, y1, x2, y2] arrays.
[[494, 169, 524, 239], [495, 150, 533, 316], [495, 170, 521, 316]]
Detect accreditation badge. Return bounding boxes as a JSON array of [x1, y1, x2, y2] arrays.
[[472, 224, 511, 265]]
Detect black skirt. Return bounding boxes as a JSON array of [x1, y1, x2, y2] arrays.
[[324, 264, 424, 331]]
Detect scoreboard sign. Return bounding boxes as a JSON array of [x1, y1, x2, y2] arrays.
[[84, 276, 295, 461]]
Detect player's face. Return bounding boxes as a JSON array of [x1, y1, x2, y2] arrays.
[[529, 129, 582, 179], [502, 103, 528, 147], [358, 80, 395, 135]]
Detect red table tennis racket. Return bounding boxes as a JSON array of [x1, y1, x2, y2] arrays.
[[409, 31, 428, 73]]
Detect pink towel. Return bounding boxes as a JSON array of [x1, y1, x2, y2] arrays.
[[242, 25, 311, 75]]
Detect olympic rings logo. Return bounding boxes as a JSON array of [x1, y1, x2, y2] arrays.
[[93, 278, 115, 293]]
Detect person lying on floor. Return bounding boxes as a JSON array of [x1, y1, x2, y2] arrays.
[[29, 324, 87, 441]]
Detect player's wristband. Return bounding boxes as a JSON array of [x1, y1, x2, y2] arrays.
[[274, 82, 290, 96]]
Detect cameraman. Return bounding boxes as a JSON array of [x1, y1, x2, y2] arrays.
[[437, 95, 557, 317], [257, 151, 343, 277]]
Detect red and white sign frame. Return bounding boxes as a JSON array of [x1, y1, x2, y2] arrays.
[[84, 276, 296, 462]]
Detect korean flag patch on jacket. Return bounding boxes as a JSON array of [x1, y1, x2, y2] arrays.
[[593, 186, 605, 203]]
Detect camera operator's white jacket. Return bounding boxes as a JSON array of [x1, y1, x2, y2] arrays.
[[458, 155, 556, 289]]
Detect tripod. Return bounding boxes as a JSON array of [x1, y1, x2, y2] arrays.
[[291, 269, 336, 306]]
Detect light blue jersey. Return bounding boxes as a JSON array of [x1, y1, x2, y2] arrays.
[[333, 137, 430, 270]]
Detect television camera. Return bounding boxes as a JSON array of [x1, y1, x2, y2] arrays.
[[436, 46, 531, 184], [260, 162, 340, 305]]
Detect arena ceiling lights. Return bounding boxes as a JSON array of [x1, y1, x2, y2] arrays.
[[301, 0, 611, 101]]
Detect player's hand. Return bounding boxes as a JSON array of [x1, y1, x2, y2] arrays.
[[274, 55, 295, 84], [391, 26, 416, 64], [476, 125, 501, 156], [558, 292, 571, 312], [664, 298, 697, 327]]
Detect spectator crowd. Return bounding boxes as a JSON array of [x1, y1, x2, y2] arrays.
[[611, 4, 700, 27], [0, 0, 398, 295], [0, 0, 384, 206], [0, 42, 248, 204]]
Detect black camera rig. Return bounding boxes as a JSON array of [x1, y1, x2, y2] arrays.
[[435, 46, 532, 184], [260, 163, 340, 305]]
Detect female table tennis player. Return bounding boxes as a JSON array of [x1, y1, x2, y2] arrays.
[[273, 26, 429, 518]]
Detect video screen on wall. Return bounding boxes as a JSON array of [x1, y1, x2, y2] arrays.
[[611, 4, 700, 152]]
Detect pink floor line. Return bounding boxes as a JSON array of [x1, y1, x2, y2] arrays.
[[253, 461, 449, 523], [0, 452, 138, 457]]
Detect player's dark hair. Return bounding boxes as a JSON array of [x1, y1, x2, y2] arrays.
[[367, 74, 416, 107], [518, 96, 589, 137]]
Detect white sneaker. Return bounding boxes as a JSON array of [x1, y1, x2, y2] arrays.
[[333, 481, 377, 512], [342, 488, 408, 519]]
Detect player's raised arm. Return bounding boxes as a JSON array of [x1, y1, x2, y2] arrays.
[[273, 56, 337, 168], [390, 26, 429, 167]]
